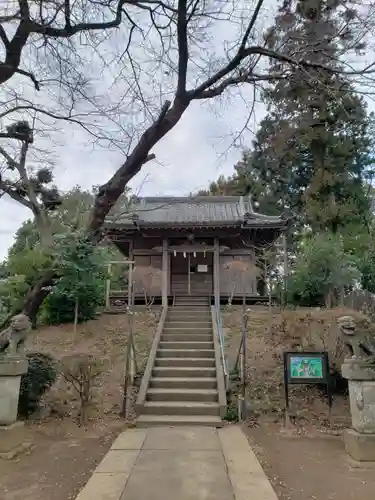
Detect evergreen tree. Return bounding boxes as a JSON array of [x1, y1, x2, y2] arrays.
[[242, 0, 372, 233], [195, 155, 281, 216], [196, 175, 238, 196]]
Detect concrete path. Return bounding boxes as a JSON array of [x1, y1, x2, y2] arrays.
[[75, 426, 278, 500]]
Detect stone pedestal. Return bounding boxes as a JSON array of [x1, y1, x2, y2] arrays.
[[0, 356, 30, 459], [342, 360, 375, 461], [0, 355, 28, 425]]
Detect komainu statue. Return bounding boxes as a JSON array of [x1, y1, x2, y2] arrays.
[[0, 314, 31, 356], [337, 315, 375, 361]]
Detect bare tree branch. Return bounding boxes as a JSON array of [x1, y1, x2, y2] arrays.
[[176, 0, 188, 99], [193, 72, 285, 99], [0, 181, 33, 210], [0, 144, 18, 169], [190, 43, 375, 101], [1, 0, 375, 323], [13, 67, 40, 91], [0, 25, 9, 49]]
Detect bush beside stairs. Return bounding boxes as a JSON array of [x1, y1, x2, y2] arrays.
[[135, 295, 226, 427]]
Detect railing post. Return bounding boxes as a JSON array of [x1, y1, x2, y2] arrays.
[[162, 239, 168, 307], [105, 262, 112, 309], [282, 233, 288, 308], [128, 240, 134, 307], [241, 296, 247, 420], [214, 238, 220, 308]]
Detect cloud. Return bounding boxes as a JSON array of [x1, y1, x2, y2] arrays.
[[0, 90, 264, 260], [0, 197, 31, 259], [1, 0, 374, 262], [0, 67, 268, 262]]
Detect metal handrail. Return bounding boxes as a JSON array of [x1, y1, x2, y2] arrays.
[[215, 302, 229, 389]]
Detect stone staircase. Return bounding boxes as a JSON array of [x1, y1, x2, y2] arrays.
[[136, 295, 226, 427]]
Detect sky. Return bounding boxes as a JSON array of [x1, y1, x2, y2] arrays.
[[0, 0, 275, 260], [0, 91, 266, 260], [0, 0, 374, 261]]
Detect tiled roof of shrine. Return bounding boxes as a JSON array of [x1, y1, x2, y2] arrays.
[[105, 196, 289, 229]]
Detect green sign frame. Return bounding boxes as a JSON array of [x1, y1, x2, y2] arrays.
[[284, 351, 329, 384], [283, 351, 332, 420]]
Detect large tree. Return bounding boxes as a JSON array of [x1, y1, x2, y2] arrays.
[[0, 186, 123, 323], [197, 150, 291, 217], [244, 0, 374, 234], [6, 186, 95, 256], [1, 0, 375, 321]]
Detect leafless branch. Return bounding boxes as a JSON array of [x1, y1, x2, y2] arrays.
[[176, 0, 188, 99], [0, 177, 33, 210], [192, 72, 285, 99], [1, 0, 375, 321]]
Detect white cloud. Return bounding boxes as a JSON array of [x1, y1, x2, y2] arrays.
[[0, 93, 264, 260], [1, 0, 374, 261]]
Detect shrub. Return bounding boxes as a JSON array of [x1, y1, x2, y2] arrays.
[[60, 354, 106, 425], [44, 234, 106, 326], [18, 352, 58, 418], [0, 275, 29, 317], [288, 232, 359, 307], [44, 285, 102, 325]]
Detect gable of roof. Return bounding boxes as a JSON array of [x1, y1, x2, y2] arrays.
[[105, 196, 288, 228]]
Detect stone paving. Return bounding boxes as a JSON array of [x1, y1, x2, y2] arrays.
[[75, 426, 278, 500]]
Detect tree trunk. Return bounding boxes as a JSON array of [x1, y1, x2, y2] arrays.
[[339, 285, 344, 307], [268, 280, 272, 312], [22, 270, 56, 318], [87, 99, 188, 237], [13, 98, 189, 323], [325, 288, 334, 309], [74, 297, 79, 333]]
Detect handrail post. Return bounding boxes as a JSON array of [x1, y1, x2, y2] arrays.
[[135, 305, 168, 415], [240, 296, 247, 420], [211, 305, 227, 417], [214, 302, 229, 391]]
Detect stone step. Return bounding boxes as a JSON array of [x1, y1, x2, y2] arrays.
[[168, 304, 211, 314], [136, 414, 223, 428], [146, 388, 218, 402], [173, 305, 210, 308], [169, 308, 211, 312], [174, 296, 210, 300], [161, 333, 213, 342], [157, 349, 215, 358], [142, 401, 220, 416], [152, 366, 216, 378], [168, 311, 211, 316], [172, 299, 209, 308], [161, 334, 213, 342], [175, 294, 209, 297], [174, 298, 209, 300], [150, 377, 217, 389], [159, 341, 214, 350], [163, 327, 212, 334], [155, 357, 215, 368], [164, 321, 212, 328], [169, 307, 211, 311], [166, 316, 212, 322]]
